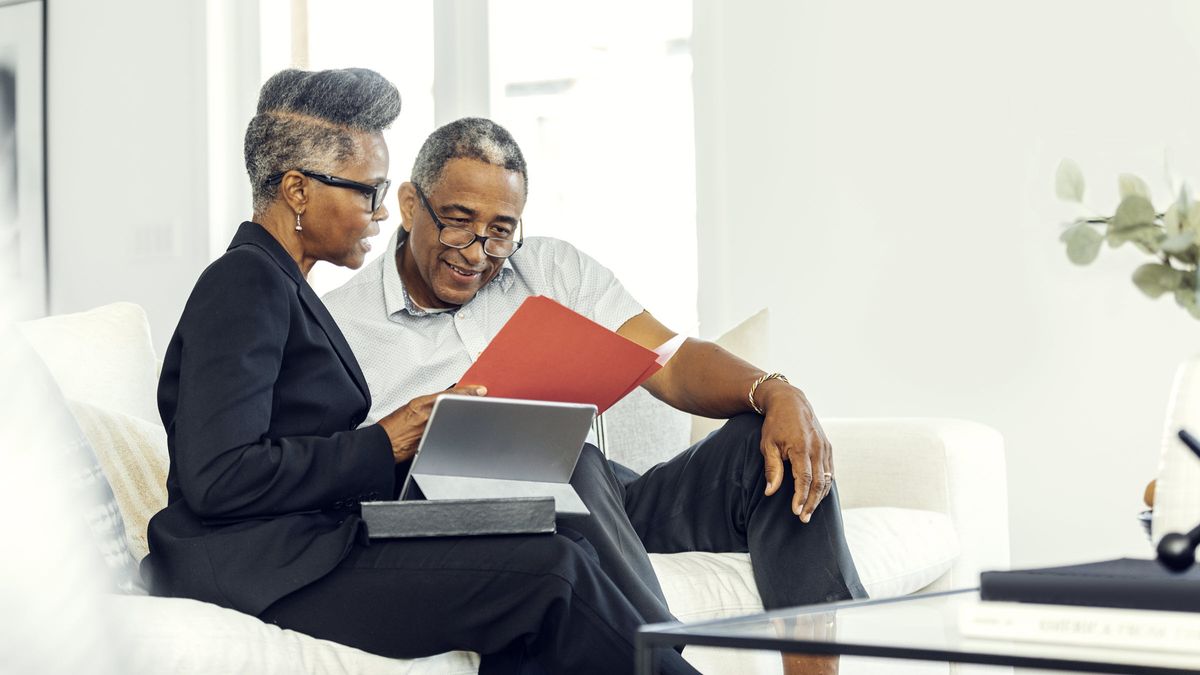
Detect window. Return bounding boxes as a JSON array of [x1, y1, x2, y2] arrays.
[[261, 0, 697, 334], [488, 0, 697, 332]]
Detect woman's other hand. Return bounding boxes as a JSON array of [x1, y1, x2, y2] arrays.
[[378, 385, 487, 463]]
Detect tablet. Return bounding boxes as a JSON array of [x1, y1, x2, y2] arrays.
[[398, 395, 597, 515]]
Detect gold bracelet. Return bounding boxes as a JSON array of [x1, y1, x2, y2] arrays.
[[748, 372, 788, 415]]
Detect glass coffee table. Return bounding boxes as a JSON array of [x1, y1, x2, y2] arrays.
[[636, 589, 1200, 674]]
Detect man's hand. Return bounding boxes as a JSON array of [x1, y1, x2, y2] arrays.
[[377, 385, 487, 464], [758, 381, 833, 523]]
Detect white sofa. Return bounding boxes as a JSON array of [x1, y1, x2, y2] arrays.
[[17, 302, 1011, 675]]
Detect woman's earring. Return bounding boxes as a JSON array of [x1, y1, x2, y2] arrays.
[[295, 212, 303, 232]]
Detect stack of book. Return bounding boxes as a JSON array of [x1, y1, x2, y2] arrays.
[[959, 558, 1200, 654]]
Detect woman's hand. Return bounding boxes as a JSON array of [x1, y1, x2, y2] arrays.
[[378, 385, 487, 463]]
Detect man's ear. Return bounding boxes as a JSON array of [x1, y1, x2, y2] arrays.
[[398, 181, 417, 233], [279, 171, 309, 214]]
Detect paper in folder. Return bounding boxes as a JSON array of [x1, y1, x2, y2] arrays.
[[459, 296, 663, 414]]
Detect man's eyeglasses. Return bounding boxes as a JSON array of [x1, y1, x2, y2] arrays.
[[265, 170, 392, 213], [414, 185, 523, 259]]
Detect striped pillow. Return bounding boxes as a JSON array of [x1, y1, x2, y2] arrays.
[[67, 400, 168, 562]]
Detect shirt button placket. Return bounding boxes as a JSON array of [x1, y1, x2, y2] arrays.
[[455, 311, 485, 362]]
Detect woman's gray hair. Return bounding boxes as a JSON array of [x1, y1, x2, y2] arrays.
[[245, 68, 401, 212], [411, 118, 528, 195]]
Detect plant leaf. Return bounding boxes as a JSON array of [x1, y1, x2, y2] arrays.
[[1132, 263, 1183, 298], [1118, 173, 1150, 200], [1108, 223, 1164, 250], [1175, 287, 1197, 309], [1111, 194, 1156, 230], [1064, 224, 1103, 264], [1161, 231, 1196, 254], [1176, 289, 1200, 319], [1165, 201, 1183, 234], [1187, 193, 1200, 234], [1058, 220, 1091, 242], [1055, 159, 1085, 202]]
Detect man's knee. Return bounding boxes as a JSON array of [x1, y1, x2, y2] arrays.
[[709, 413, 763, 455], [721, 412, 763, 438], [510, 533, 596, 581], [505, 534, 626, 621], [577, 442, 605, 468]]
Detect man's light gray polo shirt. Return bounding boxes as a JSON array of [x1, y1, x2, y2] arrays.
[[323, 227, 644, 424]]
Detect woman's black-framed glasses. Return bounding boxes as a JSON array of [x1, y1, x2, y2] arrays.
[[414, 185, 523, 259], [266, 170, 392, 213]]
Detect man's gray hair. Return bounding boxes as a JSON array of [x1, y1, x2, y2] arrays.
[[411, 118, 528, 195], [245, 68, 401, 212]]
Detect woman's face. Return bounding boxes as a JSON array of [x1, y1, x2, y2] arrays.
[[303, 132, 390, 270]]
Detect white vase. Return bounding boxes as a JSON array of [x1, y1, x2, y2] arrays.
[[1151, 355, 1200, 545]]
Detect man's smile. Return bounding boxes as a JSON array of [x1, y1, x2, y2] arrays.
[[444, 260, 484, 279]]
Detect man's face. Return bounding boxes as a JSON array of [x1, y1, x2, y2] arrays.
[[397, 157, 526, 309]]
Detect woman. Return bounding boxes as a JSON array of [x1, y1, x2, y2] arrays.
[[142, 68, 699, 675]]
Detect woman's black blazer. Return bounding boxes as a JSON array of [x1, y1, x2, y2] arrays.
[[143, 221, 395, 616]]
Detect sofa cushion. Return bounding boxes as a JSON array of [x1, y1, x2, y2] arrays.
[[108, 594, 479, 675], [68, 400, 169, 562], [841, 506, 960, 597], [19, 302, 160, 425], [2, 328, 131, 672], [4, 329, 142, 595], [601, 388, 692, 474], [650, 507, 959, 621]]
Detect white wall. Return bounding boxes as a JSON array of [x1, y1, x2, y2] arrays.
[[48, 0, 256, 352], [693, 0, 1200, 567], [47, 0, 1200, 567]]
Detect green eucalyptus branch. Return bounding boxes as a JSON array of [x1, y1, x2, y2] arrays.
[[1054, 159, 1200, 319]]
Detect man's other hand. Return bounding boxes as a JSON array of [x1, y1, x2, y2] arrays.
[[758, 382, 833, 523], [378, 385, 487, 464]]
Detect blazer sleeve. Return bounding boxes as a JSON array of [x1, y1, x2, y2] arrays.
[[171, 249, 394, 520]]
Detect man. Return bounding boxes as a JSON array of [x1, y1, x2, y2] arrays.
[[325, 117, 866, 666]]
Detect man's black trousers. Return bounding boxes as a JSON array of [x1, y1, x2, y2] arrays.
[[261, 413, 866, 674]]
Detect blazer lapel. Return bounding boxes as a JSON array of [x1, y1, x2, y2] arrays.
[[296, 283, 372, 404], [227, 222, 373, 406]]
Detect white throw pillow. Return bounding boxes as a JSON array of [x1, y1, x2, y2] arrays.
[[18, 302, 160, 425], [650, 507, 960, 622], [68, 400, 169, 562], [842, 506, 960, 599]]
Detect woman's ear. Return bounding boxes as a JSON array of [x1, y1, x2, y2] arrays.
[[279, 171, 309, 214], [398, 182, 417, 233]]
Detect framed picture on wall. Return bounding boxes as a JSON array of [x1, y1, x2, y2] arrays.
[[0, 0, 45, 319]]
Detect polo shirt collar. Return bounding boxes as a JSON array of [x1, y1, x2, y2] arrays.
[[383, 227, 516, 319]]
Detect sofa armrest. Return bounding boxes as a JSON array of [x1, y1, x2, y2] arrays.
[[823, 418, 1010, 591]]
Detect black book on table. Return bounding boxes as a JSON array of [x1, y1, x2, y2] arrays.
[[980, 557, 1200, 612], [359, 497, 556, 539]]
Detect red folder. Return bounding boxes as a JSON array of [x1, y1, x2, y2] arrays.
[[459, 296, 661, 413]]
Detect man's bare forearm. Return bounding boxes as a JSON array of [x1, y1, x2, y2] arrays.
[[644, 337, 766, 417], [616, 311, 797, 418]]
